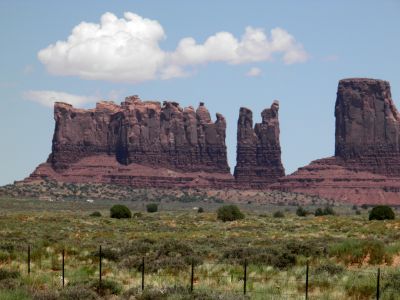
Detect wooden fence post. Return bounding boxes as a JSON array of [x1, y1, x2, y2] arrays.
[[190, 259, 194, 293], [305, 261, 309, 300], [28, 245, 31, 275], [62, 249, 65, 288], [243, 259, 247, 295], [376, 268, 380, 300], [141, 257, 145, 291], [99, 245, 102, 292]]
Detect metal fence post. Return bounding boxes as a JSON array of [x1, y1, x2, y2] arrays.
[[190, 259, 194, 293], [243, 259, 247, 295], [62, 249, 65, 288], [141, 257, 145, 291], [376, 268, 380, 300], [305, 261, 309, 300], [28, 245, 31, 275], [99, 245, 102, 292]]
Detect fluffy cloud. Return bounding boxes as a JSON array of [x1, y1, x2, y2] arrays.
[[245, 67, 262, 77], [23, 90, 96, 107], [39, 12, 308, 83]]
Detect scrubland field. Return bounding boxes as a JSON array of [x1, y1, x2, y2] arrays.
[[0, 197, 400, 299]]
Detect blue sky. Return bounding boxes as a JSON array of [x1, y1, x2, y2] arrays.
[[1, 0, 399, 185]]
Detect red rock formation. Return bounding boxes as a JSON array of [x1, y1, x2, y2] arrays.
[[234, 101, 285, 187], [27, 96, 233, 187], [273, 78, 400, 204]]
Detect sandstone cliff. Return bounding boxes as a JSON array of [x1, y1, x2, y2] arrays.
[[27, 96, 234, 188], [234, 101, 285, 187], [48, 96, 229, 173], [273, 78, 400, 204]]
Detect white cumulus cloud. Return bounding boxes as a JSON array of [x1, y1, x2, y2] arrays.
[[23, 90, 96, 108], [38, 12, 309, 83], [245, 67, 262, 77]]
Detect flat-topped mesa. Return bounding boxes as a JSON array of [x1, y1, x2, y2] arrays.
[[47, 96, 230, 174], [234, 101, 285, 187], [335, 78, 400, 176]]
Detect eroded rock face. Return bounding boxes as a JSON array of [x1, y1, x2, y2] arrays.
[[335, 78, 400, 176], [45, 96, 230, 175], [234, 101, 285, 187], [273, 78, 400, 204]]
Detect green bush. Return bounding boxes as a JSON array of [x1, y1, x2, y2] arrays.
[[198, 207, 204, 213], [273, 211, 284, 218], [369, 205, 395, 220], [315, 206, 335, 216], [146, 203, 158, 213], [89, 211, 101, 217], [296, 206, 308, 217], [110, 205, 131, 219], [217, 205, 244, 222]]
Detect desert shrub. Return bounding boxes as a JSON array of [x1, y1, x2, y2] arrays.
[[352, 204, 358, 210], [314, 208, 324, 216], [0, 251, 10, 263], [133, 212, 143, 218], [369, 205, 395, 220], [93, 247, 119, 261], [273, 211, 284, 218], [0, 269, 19, 281], [110, 204, 131, 219], [323, 206, 335, 215], [217, 205, 244, 222], [296, 206, 308, 217], [120, 239, 201, 274], [89, 211, 101, 217], [355, 209, 361, 215], [361, 204, 369, 209], [60, 284, 97, 300], [329, 239, 389, 265], [198, 207, 204, 213], [382, 271, 400, 294], [222, 246, 296, 269], [146, 203, 158, 213], [315, 262, 344, 275], [345, 273, 375, 299], [315, 206, 335, 216], [91, 279, 122, 295], [32, 290, 60, 300]]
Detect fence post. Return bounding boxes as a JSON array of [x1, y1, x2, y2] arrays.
[[376, 267, 380, 300], [190, 259, 194, 293], [141, 257, 145, 291], [305, 261, 309, 300], [99, 245, 102, 292], [62, 249, 65, 288], [243, 259, 247, 295], [28, 245, 31, 275]]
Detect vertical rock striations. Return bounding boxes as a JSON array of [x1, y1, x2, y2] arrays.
[[273, 78, 400, 204], [234, 101, 285, 187], [27, 96, 233, 188], [335, 78, 400, 175]]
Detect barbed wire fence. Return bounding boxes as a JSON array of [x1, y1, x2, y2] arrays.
[[2, 244, 398, 299]]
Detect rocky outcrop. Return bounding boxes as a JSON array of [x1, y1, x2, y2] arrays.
[[47, 96, 230, 173], [27, 96, 233, 188], [234, 101, 285, 187], [273, 78, 400, 204]]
